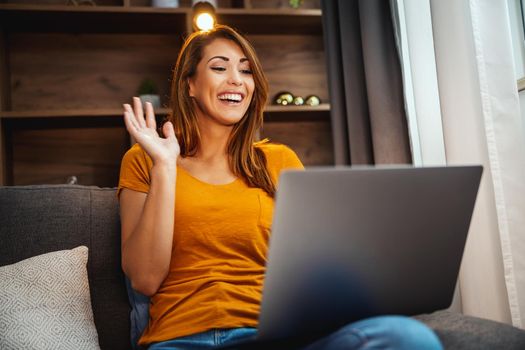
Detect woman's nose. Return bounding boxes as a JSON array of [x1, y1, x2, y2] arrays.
[[227, 70, 243, 86]]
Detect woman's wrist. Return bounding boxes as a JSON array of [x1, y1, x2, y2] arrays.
[[151, 161, 177, 176]]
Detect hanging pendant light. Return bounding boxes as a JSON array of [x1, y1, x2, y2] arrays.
[[192, 0, 217, 32]]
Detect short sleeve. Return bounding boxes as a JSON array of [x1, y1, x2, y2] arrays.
[[117, 144, 153, 198], [255, 141, 304, 185], [280, 145, 304, 171]]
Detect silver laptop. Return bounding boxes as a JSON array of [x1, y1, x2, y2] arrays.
[[257, 165, 483, 341]]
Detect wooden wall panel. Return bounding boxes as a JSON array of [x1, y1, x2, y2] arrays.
[[11, 126, 129, 186], [261, 120, 333, 166], [9, 33, 181, 110], [9, 34, 326, 111], [129, 0, 149, 6], [249, 34, 328, 106], [0, 29, 10, 111]]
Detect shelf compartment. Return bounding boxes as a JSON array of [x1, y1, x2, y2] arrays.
[[8, 32, 180, 111], [261, 119, 333, 166], [6, 124, 128, 186]]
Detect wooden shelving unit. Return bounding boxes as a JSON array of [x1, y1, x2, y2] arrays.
[[0, 1, 332, 186]]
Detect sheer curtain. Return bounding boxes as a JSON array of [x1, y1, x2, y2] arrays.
[[397, 0, 525, 327]]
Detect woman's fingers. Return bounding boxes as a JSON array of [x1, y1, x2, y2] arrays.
[[123, 104, 142, 133], [133, 97, 146, 128], [123, 111, 139, 136], [163, 121, 176, 139], [145, 102, 157, 130], [123, 106, 139, 130]]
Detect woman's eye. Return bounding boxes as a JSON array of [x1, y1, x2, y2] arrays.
[[241, 69, 253, 74], [211, 67, 226, 72]]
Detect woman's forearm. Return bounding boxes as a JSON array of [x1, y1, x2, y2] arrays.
[[122, 163, 177, 296]]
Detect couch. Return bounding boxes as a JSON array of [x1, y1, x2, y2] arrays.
[[1, 184, 524, 349]]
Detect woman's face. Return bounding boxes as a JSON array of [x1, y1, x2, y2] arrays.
[[188, 38, 255, 127]]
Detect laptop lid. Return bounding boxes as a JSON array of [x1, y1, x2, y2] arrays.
[[257, 165, 483, 341]]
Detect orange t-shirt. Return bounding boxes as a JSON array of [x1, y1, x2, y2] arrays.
[[117, 141, 304, 345]]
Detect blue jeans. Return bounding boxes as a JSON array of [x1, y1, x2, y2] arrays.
[[148, 316, 443, 350]]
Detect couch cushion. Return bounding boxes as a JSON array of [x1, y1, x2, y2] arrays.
[[0, 246, 100, 349], [416, 310, 525, 349], [0, 185, 130, 350]]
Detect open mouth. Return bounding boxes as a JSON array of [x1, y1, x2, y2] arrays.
[[217, 93, 244, 105]]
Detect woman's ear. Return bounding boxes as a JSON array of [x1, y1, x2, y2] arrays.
[[188, 77, 195, 98]]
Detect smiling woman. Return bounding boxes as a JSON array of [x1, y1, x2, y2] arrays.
[[118, 25, 302, 348], [117, 24, 442, 350]]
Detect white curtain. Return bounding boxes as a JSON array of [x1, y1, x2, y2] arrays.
[[397, 0, 525, 327], [392, 0, 460, 312]]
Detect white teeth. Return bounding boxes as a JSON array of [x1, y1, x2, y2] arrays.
[[218, 93, 242, 102]]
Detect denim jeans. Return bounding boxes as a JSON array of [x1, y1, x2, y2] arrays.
[[148, 316, 443, 350]]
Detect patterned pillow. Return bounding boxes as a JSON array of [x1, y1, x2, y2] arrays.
[[0, 246, 100, 350]]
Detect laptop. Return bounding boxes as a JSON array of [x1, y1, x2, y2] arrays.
[[254, 165, 483, 343]]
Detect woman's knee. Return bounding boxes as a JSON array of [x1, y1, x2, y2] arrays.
[[336, 315, 443, 350]]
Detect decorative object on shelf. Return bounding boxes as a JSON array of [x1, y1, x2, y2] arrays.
[[66, 176, 78, 185], [192, 0, 217, 31], [137, 78, 161, 108], [273, 91, 294, 105], [65, 0, 96, 6], [289, 0, 304, 9], [273, 92, 321, 106], [193, 0, 217, 7], [152, 0, 180, 7], [305, 94, 321, 106], [293, 96, 304, 106]]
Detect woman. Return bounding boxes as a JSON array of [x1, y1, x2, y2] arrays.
[[118, 25, 443, 350]]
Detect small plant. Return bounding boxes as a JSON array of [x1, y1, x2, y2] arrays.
[[289, 0, 303, 9], [137, 78, 158, 95]]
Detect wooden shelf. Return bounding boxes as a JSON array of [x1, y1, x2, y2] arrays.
[[265, 103, 329, 113], [0, 104, 330, 121], [0, 108, 135, 119], [0, 4, 322, 35], [264, 103, 329, 122]]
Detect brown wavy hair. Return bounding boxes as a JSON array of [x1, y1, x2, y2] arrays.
[[166, 25, 275, 196]]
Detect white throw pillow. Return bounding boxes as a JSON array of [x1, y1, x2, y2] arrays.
[[0, 246, 100, 350]]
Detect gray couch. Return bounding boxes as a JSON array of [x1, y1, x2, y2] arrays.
[[1, 185, 524, 350]]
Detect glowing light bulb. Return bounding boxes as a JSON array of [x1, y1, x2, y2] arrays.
[[195, 12, 215, 31]]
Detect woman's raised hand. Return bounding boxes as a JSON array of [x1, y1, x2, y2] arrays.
[[123, 97, 180, 167]]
